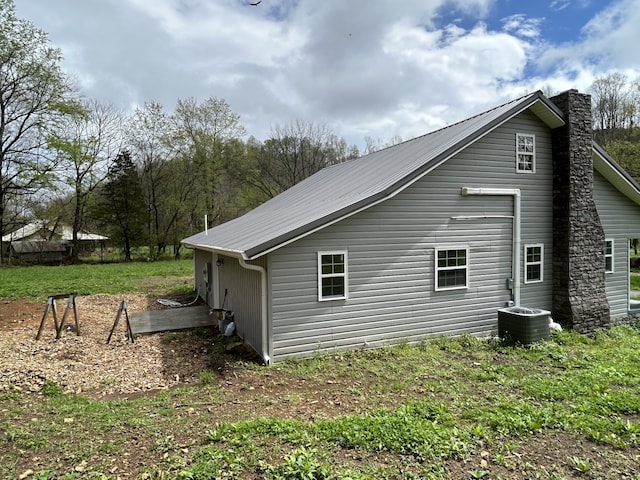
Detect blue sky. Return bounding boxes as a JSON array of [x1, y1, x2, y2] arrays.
[[443, 1, 600, 43], [13, 0, 640, 149]]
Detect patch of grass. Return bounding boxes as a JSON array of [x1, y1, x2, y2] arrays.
[[41, 380, 64, 397], [267, 446, 331, 480], [0, 259, 193, 299], [199, 369, 215, 385]]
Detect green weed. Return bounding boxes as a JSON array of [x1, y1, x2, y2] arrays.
[[570, 456, 592, 473], [199, 370, 215, 385], [41, 380, 64, 397], [267, 446, 330, 480]]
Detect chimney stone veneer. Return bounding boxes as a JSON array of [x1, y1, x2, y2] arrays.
[[550, 90, 610, 333]]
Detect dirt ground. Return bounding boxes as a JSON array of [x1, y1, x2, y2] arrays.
[[0, 294, 218, 397], [1, 295, 639, 479]]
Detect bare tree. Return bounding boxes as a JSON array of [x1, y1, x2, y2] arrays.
[[172, 97, 246, 225], [244, 120, 357, 200], [126, 101, 174, 257], [364, 134, 403, 155], [0, 0, 73, 264], [590, 73, 634, 144], [48, 100, 123, 262]]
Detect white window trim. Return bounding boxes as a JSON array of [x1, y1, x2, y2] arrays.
[[317, 250, 349, 301], [516, 133, 536, 174], [524, 243, 544, 284], [434, 246, 469, 291], [605, 239, 614, 274]]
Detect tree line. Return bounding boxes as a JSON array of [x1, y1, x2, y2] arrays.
[[589, 72, 640, 181], [2, 0, 639, 265], [0, 0, 372, 264]]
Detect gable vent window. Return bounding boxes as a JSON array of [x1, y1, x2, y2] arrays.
[[605, 239, 614, 273], [318, 251, 348, 301], [435, 247, 469, 291], [524, 244, 544, 283], [516, 133, 535, 173]]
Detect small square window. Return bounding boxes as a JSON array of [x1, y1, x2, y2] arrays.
[[318, 251, 348, 301], [605, 239, 614, 273], [435, 247, 469, 291], [516, 134, 535, 173], [524, 244, 543, 283]]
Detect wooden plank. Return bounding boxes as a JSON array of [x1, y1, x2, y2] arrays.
[[129, 305, 213, 334]]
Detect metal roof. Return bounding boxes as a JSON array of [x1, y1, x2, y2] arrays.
[[1, 223, 42, 242], [182, 91, 566, 259], [60, 225, 109, 241], [593, 142, 640, 206], [2, 222, 109, 242]]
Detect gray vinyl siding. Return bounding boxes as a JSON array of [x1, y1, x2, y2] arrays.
[[217, 255, 266, 356], [269, 111, 554, 362], [593, 170, 640, 319], [193, 249, 214, 305], [193, 250, 265, 358]]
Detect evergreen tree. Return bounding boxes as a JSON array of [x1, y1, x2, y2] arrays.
[[94, 151, 146, 261]]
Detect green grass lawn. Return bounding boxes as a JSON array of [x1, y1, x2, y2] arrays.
[[1, 262, 639, 479], [0, 259, 194, 300], [1, 327, 640, 479]]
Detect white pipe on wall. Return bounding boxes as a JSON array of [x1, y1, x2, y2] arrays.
[[460, 187, 522, 306]]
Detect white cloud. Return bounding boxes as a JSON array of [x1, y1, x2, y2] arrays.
[[12, 0, 640, 149], [550, 0, 571, 11], [501, 14, 543, 38], [535, 0, 640, 90]]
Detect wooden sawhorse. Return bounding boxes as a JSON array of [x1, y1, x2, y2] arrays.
[[35, 293, 80, 340], [106, 300, 134, 344]]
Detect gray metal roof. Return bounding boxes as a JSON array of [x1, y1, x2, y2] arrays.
[[2, 222, 108, 242], [182, 91, 566, 259], [593, 142, 640, 206]]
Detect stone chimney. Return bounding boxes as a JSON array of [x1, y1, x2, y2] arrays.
[[550, 90, 610, 333]]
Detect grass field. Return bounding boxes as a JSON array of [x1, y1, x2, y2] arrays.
[[0, 263, 639, 479], [0, 259, 194, 300]]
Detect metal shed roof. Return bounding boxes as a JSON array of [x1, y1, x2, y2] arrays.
[[182, 91, 567, 259]]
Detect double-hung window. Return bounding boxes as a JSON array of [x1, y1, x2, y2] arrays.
[[318, 251, 348, 301], [516, 133, 535, 173], [435, 247, 469, 291], [605, 239, 614, 273], [524, 244, 544, 283]]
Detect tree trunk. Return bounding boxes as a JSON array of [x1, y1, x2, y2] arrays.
[[124, 235, 132, 262]]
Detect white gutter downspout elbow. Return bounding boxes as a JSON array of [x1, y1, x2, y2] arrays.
[[460, 187, 521, 306], [238, 258, 271, 365]]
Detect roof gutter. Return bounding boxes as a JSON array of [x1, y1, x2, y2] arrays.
[[461, 187, 521, 306], [181, 241, 249, 260], [238, 258, 271, 365]]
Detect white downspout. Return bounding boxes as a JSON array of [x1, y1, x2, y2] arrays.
[[238, 258, 271, 365], [513, 191, 521, 306], [460, 187, 521, 306]]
